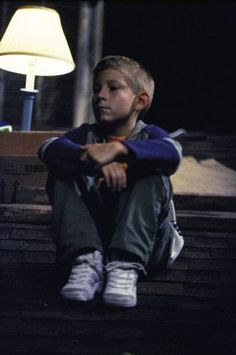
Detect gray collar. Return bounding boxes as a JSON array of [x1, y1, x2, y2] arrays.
[[128, 120, 147, 140]]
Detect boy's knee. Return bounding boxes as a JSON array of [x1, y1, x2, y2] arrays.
[[130, 174, 171, 195]]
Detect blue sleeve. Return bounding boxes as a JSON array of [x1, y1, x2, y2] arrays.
[[122, 125, 182, 175], [38, 124, 90, 178]]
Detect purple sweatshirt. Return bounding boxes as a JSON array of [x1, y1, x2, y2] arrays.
[[38, 121, 182, 179]]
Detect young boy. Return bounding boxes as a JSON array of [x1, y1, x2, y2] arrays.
[[38, 55, 183, 308]]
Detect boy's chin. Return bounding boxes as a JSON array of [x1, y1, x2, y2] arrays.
[[95, 115, 126, 125], [95, 116, 117, 125]]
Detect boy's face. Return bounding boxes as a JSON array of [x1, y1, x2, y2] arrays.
[[92, 69, 138, 125]]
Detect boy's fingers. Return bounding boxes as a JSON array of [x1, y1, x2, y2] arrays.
[[101, 163, 127, 191], [102, 168, 111, 188], [80, 151, 87, 161], [112, 165, 122, 191]]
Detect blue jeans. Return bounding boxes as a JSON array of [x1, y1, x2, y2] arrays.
[[47, 173, 172, 267]]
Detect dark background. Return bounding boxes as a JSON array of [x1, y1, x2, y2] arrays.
[[1, 1, 236, 134], [102, 1, 236, 134]]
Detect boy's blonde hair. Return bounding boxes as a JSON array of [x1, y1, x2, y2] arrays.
[[93, 55, 155, 118]]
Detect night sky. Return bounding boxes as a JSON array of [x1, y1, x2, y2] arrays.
[[102, 1, 236, 134]]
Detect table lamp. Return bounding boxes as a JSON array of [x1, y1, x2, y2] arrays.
[[0, 6, 75, 131]]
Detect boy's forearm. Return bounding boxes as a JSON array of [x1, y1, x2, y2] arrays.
[[80, 141, 129, 167], [122, 138, 182, 175]]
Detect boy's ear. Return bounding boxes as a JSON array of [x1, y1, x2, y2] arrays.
[[134, 92, 150, 111]]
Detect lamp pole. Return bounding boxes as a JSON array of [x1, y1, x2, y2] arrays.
[[20, 89, 38, 131], [20, 66, 38, 131], [73, 1, 104, 127]]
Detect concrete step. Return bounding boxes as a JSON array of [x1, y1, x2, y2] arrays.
[[174, 194, 236, 212], [1, 199, 236, 354], [1, 198, 236, 219], [1, 261, 236, 354], [0, 219, 236, 268], [178, 134, 236, 169], [1, 320, 234, 355], [177, 210, 236, 231]]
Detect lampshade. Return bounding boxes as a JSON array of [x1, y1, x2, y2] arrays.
[[0, 6, 75, 78], [0, 6, 75, 131]]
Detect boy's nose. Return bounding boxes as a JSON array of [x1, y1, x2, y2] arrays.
[[96, 87, 108, 99]]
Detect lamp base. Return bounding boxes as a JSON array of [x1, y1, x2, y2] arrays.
[[20, 90, 38, 131], [20, 88, 38, 94]]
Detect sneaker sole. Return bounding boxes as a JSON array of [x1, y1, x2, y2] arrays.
[[61, 281, 104, 302], [103, 293, 136, 307]]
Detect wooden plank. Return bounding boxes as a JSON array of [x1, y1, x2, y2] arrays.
[[178, 210, 236, 231], [2, 333, 234, 355], [0, 190, 235, 354], [0, 204, 52, 224], [1, 204, 236, 232], [174, 194, 236, 211]]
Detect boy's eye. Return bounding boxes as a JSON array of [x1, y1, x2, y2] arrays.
[[93, 86, 100, 93], [93, 82, 122, 94], [109, 86, 119, 91]]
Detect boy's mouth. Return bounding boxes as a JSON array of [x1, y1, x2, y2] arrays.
[[96, 106, 111, 113]]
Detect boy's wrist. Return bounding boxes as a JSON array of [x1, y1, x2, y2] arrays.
[[112, 141, 129, 156]]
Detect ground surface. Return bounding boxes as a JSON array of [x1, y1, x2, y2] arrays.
[[0, 134, 236, 354]]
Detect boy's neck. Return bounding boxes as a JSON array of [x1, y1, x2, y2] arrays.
[[100, 117, 137, 137]]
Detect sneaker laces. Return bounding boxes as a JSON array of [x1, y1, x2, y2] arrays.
[[105, 261, 146, 291], [172, 221, 183, 237], [67, 252, 103, 286]]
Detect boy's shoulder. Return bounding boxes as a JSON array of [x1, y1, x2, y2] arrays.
[[133, 120, 168, 136], [143, 123, 169, 138]]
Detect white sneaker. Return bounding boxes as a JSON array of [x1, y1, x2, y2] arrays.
[[60, 250, 104, 301], [103, 261, 145, 307]]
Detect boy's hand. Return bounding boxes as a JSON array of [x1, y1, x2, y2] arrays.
[[100, 162, 127, 191], [80, 142, 128, 167]]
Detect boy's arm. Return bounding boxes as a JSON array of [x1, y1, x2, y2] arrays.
[[38, 124, 129, 179], [121, 125, 182, 176], [38, 125, 93, 178], [80, 142, 128, 167]]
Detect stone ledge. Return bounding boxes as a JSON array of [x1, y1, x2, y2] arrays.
[[174, 193, 236, 211], [1, 203, 236, 231], [0, 204, 52, 224]]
